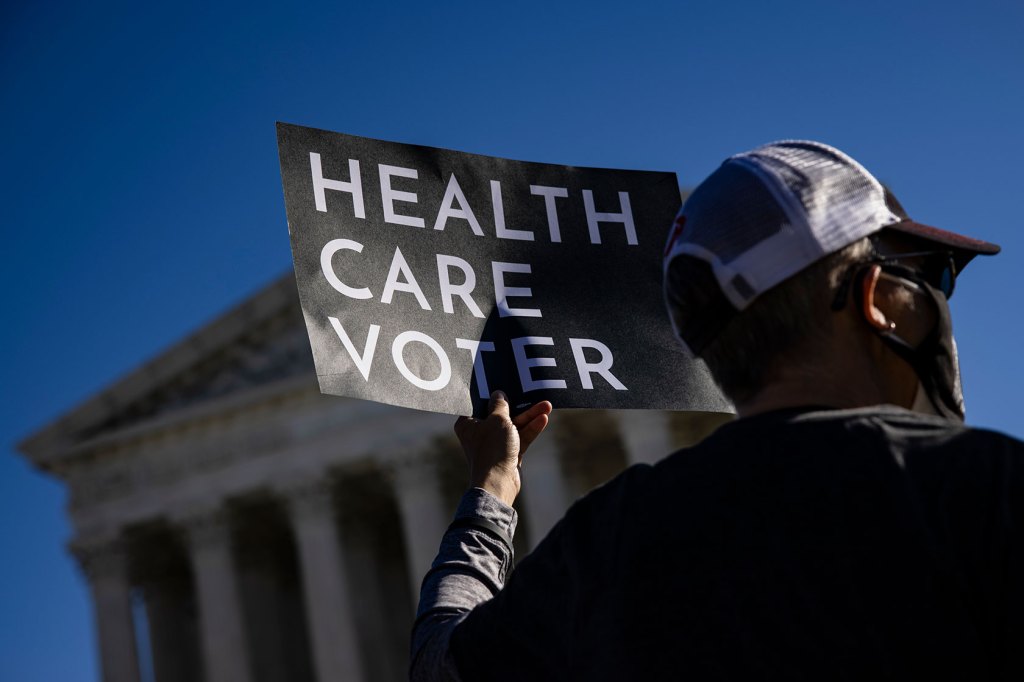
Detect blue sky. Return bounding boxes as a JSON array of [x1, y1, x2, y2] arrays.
[[2, 1, 1022, 679]]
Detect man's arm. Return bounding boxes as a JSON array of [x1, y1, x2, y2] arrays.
[[410, 488, 518, 681], [410, 393, 552, 681]]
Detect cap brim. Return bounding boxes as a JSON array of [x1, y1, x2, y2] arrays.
[[884, 219, 1000, 270]]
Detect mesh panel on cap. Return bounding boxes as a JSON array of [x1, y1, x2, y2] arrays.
[[736, 141, 892, 254], [680, 161, 791, 265]]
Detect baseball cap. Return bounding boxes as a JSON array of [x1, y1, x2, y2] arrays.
[[663, 140, 1000, 355]]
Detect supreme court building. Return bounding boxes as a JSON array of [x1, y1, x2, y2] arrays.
[[18, 274, 731, 682]]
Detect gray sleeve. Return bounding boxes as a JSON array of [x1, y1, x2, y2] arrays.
[[409, 487, 518, 682]]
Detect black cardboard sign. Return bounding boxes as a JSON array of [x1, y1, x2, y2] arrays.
[[277, 122, 730, 417]]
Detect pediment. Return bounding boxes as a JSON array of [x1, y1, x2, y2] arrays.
[[20, 273, 315, 466]]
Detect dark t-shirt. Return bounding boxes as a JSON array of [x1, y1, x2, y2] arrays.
[[451, 407, 1024, 680]]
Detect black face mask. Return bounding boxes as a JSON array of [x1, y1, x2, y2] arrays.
[[873, 278, 965, 421]]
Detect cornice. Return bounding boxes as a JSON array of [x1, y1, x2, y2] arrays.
[[18, 273, 304, 469]]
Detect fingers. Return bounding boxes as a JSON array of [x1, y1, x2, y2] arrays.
[[516, 401, 553, 456], [512, 400, 553, 429], [518, 413, 549, 455], [461, 394, 551, 448]]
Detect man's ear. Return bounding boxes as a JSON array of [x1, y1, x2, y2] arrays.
[[861, 264, 896, 332]]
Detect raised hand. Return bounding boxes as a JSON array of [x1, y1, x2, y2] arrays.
[[453, 391, 553, 506]]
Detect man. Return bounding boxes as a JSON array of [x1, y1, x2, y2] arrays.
[[411, 141, 1023, 680]]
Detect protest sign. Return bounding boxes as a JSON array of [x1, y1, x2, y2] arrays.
[[277, 122, 730, 417]]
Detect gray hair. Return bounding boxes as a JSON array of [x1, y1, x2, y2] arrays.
[[666, 237, 873, 404]]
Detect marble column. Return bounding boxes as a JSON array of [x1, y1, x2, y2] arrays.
[[282, 478, 364, 682], [143, 583, 202, 682], [519, 433, 572, 551], [389, 453, 451, 605], [180, 507, 253, 682], [614, 410, 675, 466], [73, 536, 142, 682]]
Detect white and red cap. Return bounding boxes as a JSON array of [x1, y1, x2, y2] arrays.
[[663, 140, 1000, 354]]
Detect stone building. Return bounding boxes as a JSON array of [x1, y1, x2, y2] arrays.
[[18, 274, 731, 682]]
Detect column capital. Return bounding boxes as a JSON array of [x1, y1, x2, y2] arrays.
[[175, 504, 233, 551], [277, 475, 336, 522], [70, 534, 130, 582], [613, 410, 674, 466], [383, 449, 440, 491]]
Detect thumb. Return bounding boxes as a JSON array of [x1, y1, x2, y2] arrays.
[[488, 390, 511, 421]]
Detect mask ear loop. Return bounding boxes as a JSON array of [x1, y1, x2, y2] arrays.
[[839, 258, 964, 420], [837, 262, 933, 360], [857, 265, 955, 412], [860, 264, 919, 358]]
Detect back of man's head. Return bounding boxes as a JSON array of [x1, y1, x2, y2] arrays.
[[663, 140, 999, 416], [666, 241, 869, 405]]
